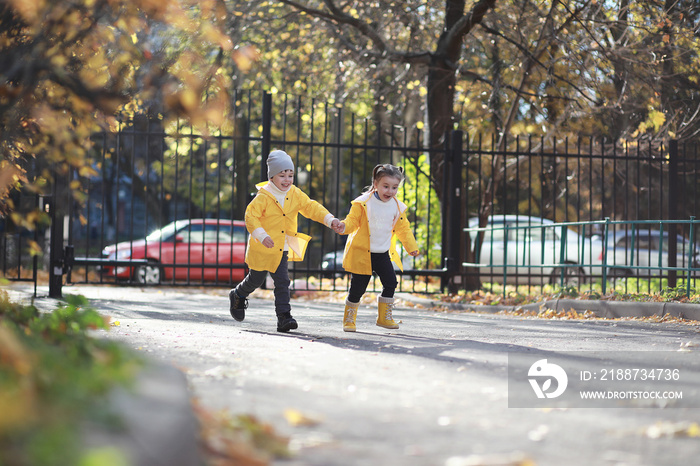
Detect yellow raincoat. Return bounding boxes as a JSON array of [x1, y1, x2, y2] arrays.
[[244, 182, 332, 272], [341, 192, 419, 275]]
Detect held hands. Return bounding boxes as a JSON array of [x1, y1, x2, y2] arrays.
[[408, 250, 420, 257], [262, 236, 274, 248], [332, 220, 345, 234]]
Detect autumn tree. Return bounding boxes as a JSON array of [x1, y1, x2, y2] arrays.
[[214, 1, 699, 187], [227, 0, 698, 289], [252, 0, 493, 197], [464, 0, 700, 215], [0, 0, 237, 228]]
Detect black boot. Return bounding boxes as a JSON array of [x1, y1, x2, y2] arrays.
[[229, 289, 247, 321], [276, 312, 298, 332]]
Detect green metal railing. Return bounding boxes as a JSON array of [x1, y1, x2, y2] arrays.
[[464, 217, 699, 296]]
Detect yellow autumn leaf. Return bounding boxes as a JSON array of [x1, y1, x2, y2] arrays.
[[648, 110, 666, 131], [686, 422, 700, 437], [27, 240, 42, 256], [284, 408, 321, 427], [6, 0, 42, 24], [231, 45, 259, 73]]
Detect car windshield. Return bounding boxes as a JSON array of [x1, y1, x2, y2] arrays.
[[611, 231, 692, 253], [145, 221, 245, 243], [145, 221, 188, 241], [481, 221, 557, 242]]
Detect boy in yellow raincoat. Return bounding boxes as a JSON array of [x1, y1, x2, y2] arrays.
[[229, 150, 340, 332], [334, 164, 419, 331]]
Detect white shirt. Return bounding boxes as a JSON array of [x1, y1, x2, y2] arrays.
[[367, 192, 399, 253]]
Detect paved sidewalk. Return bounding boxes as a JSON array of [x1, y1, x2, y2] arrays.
[[82, 364, 202, 466], [6, 283, 700, 465]]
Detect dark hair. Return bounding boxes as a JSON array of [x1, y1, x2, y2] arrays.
[[366, 164, 404, 192]]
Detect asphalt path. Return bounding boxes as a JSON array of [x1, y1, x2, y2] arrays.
[[21, 285, 700, 465]]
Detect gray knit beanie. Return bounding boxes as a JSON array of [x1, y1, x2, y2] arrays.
[[267, 150, 295, 179]]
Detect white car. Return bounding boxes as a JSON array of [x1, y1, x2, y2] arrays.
[[466, 215, 602, 285], [598, 229, 700, 278]]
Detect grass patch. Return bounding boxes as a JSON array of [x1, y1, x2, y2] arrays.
[[444, 281, 700, 307]]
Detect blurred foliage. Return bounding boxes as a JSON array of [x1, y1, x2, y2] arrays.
[[0, 0, 236, 222], [243, 1, 700, 143], [0, 291, 143, 466]]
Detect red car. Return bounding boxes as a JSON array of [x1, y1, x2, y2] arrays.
[[101, 219, 247, 284]]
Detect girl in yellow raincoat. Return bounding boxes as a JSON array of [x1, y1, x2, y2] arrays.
[[229, 150, 340, 332], [334, 164, 419, 331]]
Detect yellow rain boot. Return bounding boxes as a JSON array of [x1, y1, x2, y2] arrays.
[[376, 296, 399, 329], [343, 300, 359, 332]]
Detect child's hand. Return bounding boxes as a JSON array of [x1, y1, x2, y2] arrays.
[[330, 218, 341, 231], [262, 236, 274, 248], [333, 221, 345, 234], [408, 250, 420, 257]]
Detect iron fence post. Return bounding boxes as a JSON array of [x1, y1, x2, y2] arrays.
[[48, 163, 74, 298], [558, 224, 567, 287], [668, 139, 679, 287], [47, 184, 64, 298], [260, 91, 272, 182], [601, 218, 610, 295], [687, 216, 696, 297], [440, 135, 449, 291], [445, 130, 463, 293]]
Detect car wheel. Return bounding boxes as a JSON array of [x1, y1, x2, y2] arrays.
[[549, 264, 585, 286], [134, 261, 162, 285]]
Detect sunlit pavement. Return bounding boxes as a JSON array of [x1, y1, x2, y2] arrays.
[[7, 284, 700, 466]]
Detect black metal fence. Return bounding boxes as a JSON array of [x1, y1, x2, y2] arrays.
[[37, 90, 450, 296], [459, 136, 700, 292], [3, 90, 700, 297]]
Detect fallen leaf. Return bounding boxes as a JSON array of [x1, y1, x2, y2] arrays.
[[284, 408, 321, 427], [644, 421, 700, 438]]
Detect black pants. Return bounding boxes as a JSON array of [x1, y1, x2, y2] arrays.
[[235, 252, 291, 315], [348, 252, 397, 303]]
